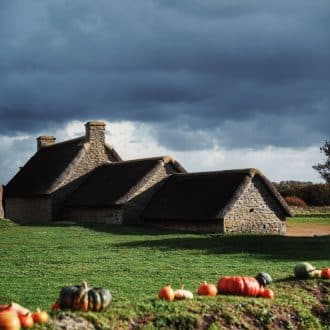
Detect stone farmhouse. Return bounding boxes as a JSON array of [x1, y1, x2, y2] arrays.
[[143, 169, 291, 235], [4, 121, 292, 234]]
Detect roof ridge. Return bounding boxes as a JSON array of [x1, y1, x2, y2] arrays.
[[94, 156, 173, 166], [116, 160, 164, 204], [47, 142, 90, 193], [170, 168, 261, 177], [41, 136, 85, 149]]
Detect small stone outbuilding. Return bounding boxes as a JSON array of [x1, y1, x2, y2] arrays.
[[142, 169, 292, 235]]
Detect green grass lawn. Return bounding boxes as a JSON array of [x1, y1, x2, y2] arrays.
[[0, 216, 329, 329], [288, 214, 330, 226]]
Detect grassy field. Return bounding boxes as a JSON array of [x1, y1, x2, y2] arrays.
[[0, 215, 329, 329]]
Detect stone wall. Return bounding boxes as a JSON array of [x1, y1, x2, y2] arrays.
[[50, 124, 114, 220], [224, 177, 286, 235], [52, 144, 110, 193], [65, 207, 123, 224], [0, 185, 4, 218], [63, 161, 177, 225], [123, 163, 175, 224], [5, 197, 52, 223]]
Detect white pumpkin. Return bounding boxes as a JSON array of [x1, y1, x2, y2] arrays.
[[174, 288, 193, 300], [311, 270, 322, 278]]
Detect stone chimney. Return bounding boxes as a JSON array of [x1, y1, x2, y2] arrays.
[[37, 136, 56, 150], [85, 121, 106, 144]]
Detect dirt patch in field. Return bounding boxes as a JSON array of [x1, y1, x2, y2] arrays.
[[286, 224, 330, 236], [196, 306, 301, 330], [51, 313, 95, 330]]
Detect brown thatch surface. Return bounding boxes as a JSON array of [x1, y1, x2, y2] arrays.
[[5, 136, 123, 197], [65, 157, 182, 207], [143, 169, 292, 222], [5, 137, 86, 197]]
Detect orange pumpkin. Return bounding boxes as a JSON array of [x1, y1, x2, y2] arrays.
[[0, 310, 21, 330], [18, 313, 34, 328], [197, 282, 217, 296], [32, 309, 49, 324], [0, 305, 11, 313], [261, 288, 274, 299], [321, 268, 330, 279], [217, 276, 262, 297], [158, 285, 175, 301]]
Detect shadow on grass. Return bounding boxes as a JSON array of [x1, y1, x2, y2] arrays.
[[112, 234, 330, 261], [15, 222, 330, 261], [78, 223, 197, 236]]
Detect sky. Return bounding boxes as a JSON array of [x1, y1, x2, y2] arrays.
[[0, 0, 329, 184]]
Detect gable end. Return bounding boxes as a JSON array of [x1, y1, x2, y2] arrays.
[[223, 176, 287, 235]]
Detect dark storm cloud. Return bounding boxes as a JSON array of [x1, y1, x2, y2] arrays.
[[0, 0, 329, 149]]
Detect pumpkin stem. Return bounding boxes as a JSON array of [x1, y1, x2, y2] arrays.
[[81, 281, 89, 289]]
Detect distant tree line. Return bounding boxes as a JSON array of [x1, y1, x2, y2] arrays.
[[278, 140, 330, 206], [274, 181, 330, 206], [313, 140, 330, 184]]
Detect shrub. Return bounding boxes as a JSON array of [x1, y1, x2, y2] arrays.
[[300, 184, 330, 206], [284, 196, 307, 207], [275, 182, 330, 206]]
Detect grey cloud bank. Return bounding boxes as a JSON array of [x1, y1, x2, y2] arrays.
[[0, 0, 329, 182]]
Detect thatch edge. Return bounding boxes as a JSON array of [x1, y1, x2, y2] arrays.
[[48, 142, 92, 194], [116, 160, 164, 204], [217, 169, 293, 218], [217, 175, 252, 219], [257, 173, 293, 217], [105, 143, 123, 161], [116, 156, 186, 204]]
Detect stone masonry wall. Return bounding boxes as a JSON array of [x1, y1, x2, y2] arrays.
[[53, 143, 110, 192], [51, 140, 112, 220], [63, 161, 175, 225], [5, 197, 52, 223], [0, 185, 4, 218], [123, 163, 174, 224], [65, 207, 123, 224], [224, 177, 286, 235]]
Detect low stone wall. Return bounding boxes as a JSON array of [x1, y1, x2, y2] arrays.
[[0, 185, 4, 218], [64, 207, 123, 224], [224, 177, 286, 235], [5, 197, 52, 223]]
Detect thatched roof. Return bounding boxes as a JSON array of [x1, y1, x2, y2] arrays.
[[142, 168, 292, 221], [5, 137, 122, 197], [66, 157, 186, 207]]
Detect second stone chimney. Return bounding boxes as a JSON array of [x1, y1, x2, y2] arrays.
[[37, 136, 56, 150], [85, 121, 106, 144]]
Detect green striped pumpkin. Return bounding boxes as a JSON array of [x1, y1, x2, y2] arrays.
[[59, 281, 112, 312]]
